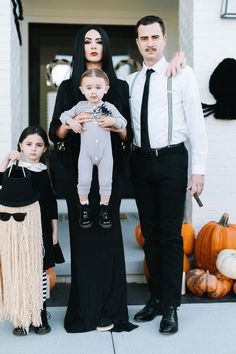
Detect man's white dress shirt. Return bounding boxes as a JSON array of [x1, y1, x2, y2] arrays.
[[126, 57, 208, 175]]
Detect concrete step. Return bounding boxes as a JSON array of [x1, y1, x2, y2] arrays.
[[55, 200, 145, 281]]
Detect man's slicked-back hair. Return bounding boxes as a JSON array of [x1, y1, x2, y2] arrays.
[[135, 15, 165, 37]]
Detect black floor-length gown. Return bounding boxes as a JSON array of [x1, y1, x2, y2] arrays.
[[49, 78, 137, 332]]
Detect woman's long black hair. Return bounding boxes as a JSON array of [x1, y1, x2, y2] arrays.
[[71, 25, 119, 103]]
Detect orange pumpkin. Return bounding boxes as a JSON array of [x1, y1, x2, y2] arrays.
[[194, 213, 236, 273], [136, 221, 195, 253], [186, 268, 233, 298], [208, 271, 233, 298], [135, 224, 145, 247], [144, 254, 189, 281], [233, 281, 236, 294], [46, 268, 56, 289], [183, 253, 191, 273], [181, 222, 195, 255]]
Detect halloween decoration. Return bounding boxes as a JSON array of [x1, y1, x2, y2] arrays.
[[186, 269, 233, 298], [0, 165, 43, 332], [181, 221, 195, 255], [202, 58, 236, 119], [216, 249, 236, 279], [194, 213, 236, 273], [46, 268, 56, 289]]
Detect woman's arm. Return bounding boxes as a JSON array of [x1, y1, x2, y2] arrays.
[[165, 51, 187, 77]]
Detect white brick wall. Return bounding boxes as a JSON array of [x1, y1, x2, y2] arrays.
[[179, 0, 194, 66], [0, 0, 21, 161], [179, 0, 236, 232]]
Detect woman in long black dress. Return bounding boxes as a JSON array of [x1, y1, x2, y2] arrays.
[[49, 25, 184, 333], [49, 25, 136, 333]]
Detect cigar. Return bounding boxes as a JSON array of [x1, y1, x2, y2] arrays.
[[193, 192, 203, 207]]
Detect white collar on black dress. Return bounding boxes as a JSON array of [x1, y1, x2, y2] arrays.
[[17, 160, 47, 172]]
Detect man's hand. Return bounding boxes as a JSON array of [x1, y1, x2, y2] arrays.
[[187, 174, 205, 196], [166, 51, 187, 77]]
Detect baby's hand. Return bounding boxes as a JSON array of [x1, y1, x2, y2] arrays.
[[8, 151, 20, 162], [97, 115, 117, 128]]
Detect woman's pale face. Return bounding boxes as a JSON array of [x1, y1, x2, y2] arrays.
[[84, 29, 103, 66]]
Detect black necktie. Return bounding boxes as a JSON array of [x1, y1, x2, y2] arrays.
[[140, 69, 154, 151]]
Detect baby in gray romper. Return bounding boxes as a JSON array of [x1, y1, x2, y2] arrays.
[[59, 68, 127, 228]]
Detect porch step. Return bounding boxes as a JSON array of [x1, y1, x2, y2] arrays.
[[55, 200, 144, 280]]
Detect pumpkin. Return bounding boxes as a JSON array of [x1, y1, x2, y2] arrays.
[[194, 213, 236, 273], [135, 224, 145, 247], [183, 253, 191, 273], [216, 249, 236, 279], [186, 268, 233, 298], [136, 221, 195, 253], [144, 254, 189, 281], [208, 271, 233, 298], [46, 268, 56, 289], [181, 221, 195, 255], [233, 281, 236, 294]]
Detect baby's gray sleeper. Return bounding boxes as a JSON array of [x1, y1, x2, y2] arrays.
[[59, 100, 127, 196]]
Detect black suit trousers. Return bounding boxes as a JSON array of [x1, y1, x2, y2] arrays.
[[130, 147, 188, 308]]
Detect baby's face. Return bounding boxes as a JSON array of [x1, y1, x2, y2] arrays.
[[80, 76, 109, 104]]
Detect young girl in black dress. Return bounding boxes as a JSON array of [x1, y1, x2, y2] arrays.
[[0, 126, 58, 335]]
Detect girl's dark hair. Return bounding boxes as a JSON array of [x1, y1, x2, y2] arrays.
[[71, 25, 118, 103], [17, 126, 49, 152], [17, 126, 55, 194], [135, 15, 166, 37]]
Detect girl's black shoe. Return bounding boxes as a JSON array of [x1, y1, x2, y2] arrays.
[[34, 302, 51, 335], [13, 327, 28, 336]]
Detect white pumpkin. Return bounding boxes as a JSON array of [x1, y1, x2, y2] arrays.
[[216, 249, 236, 279]]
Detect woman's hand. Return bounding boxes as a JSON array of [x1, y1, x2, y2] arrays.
[[65, 113, 93, 134], [97, 115, 117, 128], [56, 112, 93, 138], [65, 117, 84, 134], [165, 51, 187, 77], [74, 112, 93, 125]]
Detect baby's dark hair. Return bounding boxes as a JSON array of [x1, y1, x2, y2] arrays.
[[80, 68, 109, 85], [17, 126, 56, 194]]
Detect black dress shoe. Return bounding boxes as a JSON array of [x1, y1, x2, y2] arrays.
[[159, 306, 178, 334], [79, 204, 92, 228], [99, 204, 112, 228], [134, 298, 163, 322]]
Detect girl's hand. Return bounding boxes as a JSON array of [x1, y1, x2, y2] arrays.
[[165, 51, 187, 77], [8, 151, 21, 162], [97, 115, 117, 128]]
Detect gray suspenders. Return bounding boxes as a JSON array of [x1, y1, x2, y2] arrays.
[[129, 71, 173, 147]]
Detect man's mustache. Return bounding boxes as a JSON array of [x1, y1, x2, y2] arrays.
[[145, 47, 157, 52]]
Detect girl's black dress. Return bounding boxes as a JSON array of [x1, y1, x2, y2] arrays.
[[49, 78, 137, 332], [0, 168, 57, 270]]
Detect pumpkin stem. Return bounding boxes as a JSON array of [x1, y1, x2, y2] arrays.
[[218, 213, 229, 227]]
